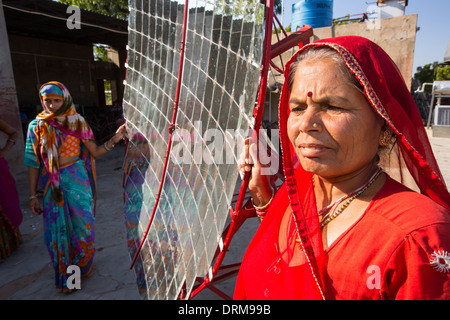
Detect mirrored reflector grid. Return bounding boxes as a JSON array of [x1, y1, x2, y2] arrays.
[[123, 0, 264, 299]]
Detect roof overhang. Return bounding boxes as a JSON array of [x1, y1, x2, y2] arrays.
[[2, 0, 128, 48]]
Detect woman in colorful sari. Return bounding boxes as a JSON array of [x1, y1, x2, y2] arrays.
[[25, 81, 126, 293], [235, 36, 450, 299]]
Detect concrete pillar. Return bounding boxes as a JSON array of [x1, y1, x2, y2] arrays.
[[0, 0, 25, 173]]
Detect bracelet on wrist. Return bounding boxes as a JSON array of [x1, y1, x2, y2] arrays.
[[251, 188, 274, 211], [29, 194, 38, 201], [255, 209, 268, 222], [103, 142, 111, 151], [103, 140, 115, 151]]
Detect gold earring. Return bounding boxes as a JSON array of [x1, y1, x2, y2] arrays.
[[379, 127, 393, 147]]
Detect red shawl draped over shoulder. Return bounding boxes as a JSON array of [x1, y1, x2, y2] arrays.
[[234, 36, 450, 300]]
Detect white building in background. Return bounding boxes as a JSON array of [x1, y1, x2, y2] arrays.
[[368, 0, 408, 20], [444, 40, 450, 64]]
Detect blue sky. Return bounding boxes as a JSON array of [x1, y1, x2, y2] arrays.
[[279, 0, 450, 73]]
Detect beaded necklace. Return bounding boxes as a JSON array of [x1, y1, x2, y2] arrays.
[[319, 167, 383, 228]]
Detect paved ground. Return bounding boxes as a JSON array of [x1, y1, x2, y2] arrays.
[[0, 144, 258, 300], [0, 128, 448, 300], [427, 128, 450, 188]]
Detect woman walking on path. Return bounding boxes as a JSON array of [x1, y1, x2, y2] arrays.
[[24, 81, 126, 292]]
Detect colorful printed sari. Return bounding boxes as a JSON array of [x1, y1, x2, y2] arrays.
[[123, 133, 150, 293], [24, 81, 97, 292], [0, 157, 23, 261]]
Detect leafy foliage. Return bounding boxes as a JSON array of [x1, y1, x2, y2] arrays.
[[414, 62, 439, 86], [57, 0, 129, 20], [415, 62, 450, 82], [93, 44, 108, 61], [436, 65, 450, 81]]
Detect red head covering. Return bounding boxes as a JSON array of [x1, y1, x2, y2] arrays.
[[279, 36, 450, 297], [280, 36, 450, 209], [235, 36, 450, 300]]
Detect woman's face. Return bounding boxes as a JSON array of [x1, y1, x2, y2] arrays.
[[287, 58, 384, 181], [42, 98, 64, 113]]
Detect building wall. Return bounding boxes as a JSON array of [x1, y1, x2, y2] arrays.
[[312, 14, 417, 90], [266, 14, 418, 125], [3, 35, 125, 174], [9, 34, 98, 119], [0, 1, 23, 174]]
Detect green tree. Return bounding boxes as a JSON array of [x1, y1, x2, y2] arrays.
[[414, 62, 450, 82], [274, 0, 282, 15], [414, 62, 439, 86], [93, 44, 108, 62], [59, 0, 282, 21], [436, 65, 450, 81], [413, 62, 450, 93]]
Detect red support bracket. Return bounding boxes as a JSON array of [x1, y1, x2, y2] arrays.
[[270, 25, 313, 59]]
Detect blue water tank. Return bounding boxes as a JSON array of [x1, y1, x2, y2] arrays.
[[291, 0, 334, 29]]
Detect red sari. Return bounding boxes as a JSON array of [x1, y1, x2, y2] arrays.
[[234, 36, 450, 300]]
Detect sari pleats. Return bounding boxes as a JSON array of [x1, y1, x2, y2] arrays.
[[123, 158, 148, 293], [42, 160, 95, 292]]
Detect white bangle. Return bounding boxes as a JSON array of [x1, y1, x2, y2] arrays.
[[103, 140, 115, 151]]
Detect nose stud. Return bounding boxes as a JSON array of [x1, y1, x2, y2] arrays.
[[312, 123, 318, 128]]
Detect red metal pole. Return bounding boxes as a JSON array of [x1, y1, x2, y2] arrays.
[[209, 0, 276, 281], [233, 0, 276, 216], [269, 25, 313, 59]]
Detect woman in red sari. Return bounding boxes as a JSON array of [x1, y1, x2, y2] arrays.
[[235, 36, 450, 300]]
